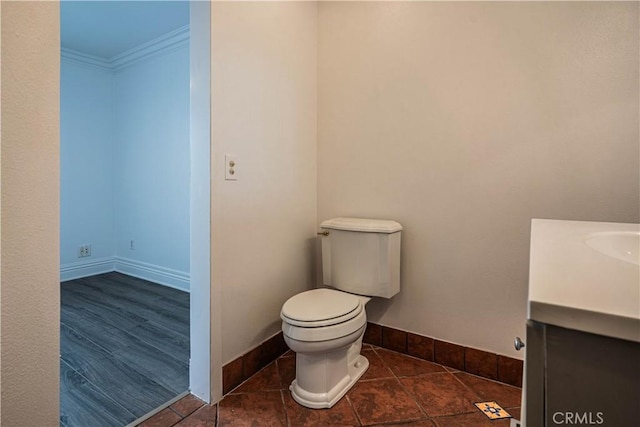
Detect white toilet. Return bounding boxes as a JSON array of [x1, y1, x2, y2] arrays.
[[280, 217, 402, 409]]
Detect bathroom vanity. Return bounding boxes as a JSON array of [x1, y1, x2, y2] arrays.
[[526, 219, 640, 427]]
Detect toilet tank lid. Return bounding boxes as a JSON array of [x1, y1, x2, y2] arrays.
[[320, 217, 402, 233]]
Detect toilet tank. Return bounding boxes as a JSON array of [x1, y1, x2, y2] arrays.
[[320, 217, 402, 299]]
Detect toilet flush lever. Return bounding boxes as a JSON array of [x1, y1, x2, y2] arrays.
[[514, 337, 525, 351], [317, 231, 329, 236]]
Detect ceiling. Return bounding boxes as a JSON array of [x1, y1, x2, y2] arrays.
[[61, 0, 190, 59]]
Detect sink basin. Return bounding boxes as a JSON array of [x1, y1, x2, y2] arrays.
[[585, 231, 640, 266], [529, 219, 640, 343]]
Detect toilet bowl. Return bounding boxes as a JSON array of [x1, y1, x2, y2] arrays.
[[281, 288, 371, 409], [280, 217, 402, 409]]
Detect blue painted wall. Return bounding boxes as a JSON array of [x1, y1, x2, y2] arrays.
[[60, 61, 115, 269], [114, 45, 191, 282], [60, 40, 190, 290]]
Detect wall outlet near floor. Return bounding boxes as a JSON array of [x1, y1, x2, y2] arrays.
[[78, 244, 92, 258], [510, 419, 522, 427]]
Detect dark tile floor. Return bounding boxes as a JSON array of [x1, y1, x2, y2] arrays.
[[140, 345, 522, 427]]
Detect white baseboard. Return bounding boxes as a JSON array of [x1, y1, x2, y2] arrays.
[[60, 257, 116, 282], [114, 257, 190, 292], [60, 256, 190, 292]]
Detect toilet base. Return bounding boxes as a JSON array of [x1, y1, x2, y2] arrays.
[[290, 354, 369, 409]]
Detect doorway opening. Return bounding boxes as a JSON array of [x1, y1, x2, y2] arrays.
[[59, 1, 211, 424]]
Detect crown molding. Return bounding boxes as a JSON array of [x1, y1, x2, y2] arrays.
[[61, 48, 112, 72], [61, 25, 190, 73], [111, 25, 189, 72]]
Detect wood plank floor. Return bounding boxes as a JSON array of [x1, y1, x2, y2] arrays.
[[60, 272, 190, 427]]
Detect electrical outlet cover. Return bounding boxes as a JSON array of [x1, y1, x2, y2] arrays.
[[225, 154, 238, 181]]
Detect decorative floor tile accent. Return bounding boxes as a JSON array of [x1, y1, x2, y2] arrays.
[[474, 401, 511, 419]]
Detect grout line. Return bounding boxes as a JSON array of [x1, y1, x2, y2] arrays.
[[227, 360, 282, 395], [126, 390, 190, 427], [361, 346, 396, 381], [276, 357, 286, 390], [393, 371, 431, 420], [345, 395, 364, 426], [372, 346, 450, 379], [371, 324, 525, 387], [377, 348, 480, 420], [167, 405, 186, 421], [274, 357, 283, 391], [279, 390, 291, 427], [223, 343, 518, 426], [358, 376, 396, 382], [377, 343, 521, 391], [377, 346, 443, 366], [396, 371, 453, 379], [171, 398, 205, 421], [449, 371, 483, 405], [370, 346, 390, 369], [367, 347, 432, 422], [454, 370, 523, 391]]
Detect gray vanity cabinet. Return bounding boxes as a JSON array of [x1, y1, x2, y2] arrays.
[[525, 320, 640, 427]]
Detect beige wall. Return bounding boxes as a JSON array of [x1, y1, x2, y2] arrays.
[[0, 2, 636, 420], [317, 1, 639, 357], [211, 1, 318, 363], [1, 1, 60, 424]]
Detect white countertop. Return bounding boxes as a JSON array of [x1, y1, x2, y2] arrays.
[[529, 219, 640, 342]]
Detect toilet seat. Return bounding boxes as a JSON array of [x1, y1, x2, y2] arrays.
[[282, 309, 366, 343], [281, 288, 362, 327], [281, 289, 366, 343]]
